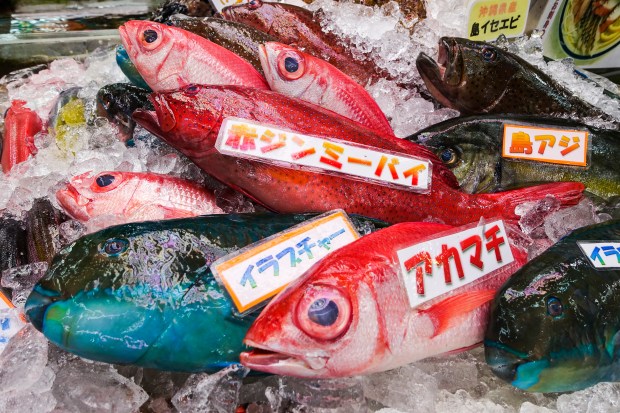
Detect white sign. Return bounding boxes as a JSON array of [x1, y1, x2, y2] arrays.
[[211, 210, 359, 314], [215, 117, 432, 192], [397, 220, 514, 308], [502, 124, 588, 167], [578, 242, 620, 269]]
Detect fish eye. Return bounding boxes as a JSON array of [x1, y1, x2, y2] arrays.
[[183, 84, 200, 96], [546, 296, 563, 318], [296, 285, 351, 340], [284, 57, 299, 73], [101, 238, 128, 256], [95, 174, 115, 187], [277, 52, 305, 80], [439, 148, 457, 165], [143, 29, 158, 44], [248, 0, 262, 9], [482, 47, 497, 62]]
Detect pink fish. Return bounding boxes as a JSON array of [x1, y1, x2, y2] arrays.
[[259, 42, 394, 135], [240, 221, 528, 378], [56, 171, 224, 231], [118, 20, 269, 92], [2, 100, 42, 174]]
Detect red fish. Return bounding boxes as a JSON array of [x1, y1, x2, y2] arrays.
[[220, 0, 383, 86], [259, 42, 394, 135], [2, 100, 42, 174], [239, 221, 528, 378], [118, 20, 269, 92], [56, 171, 224, 232], [133, 85, 584, 226]]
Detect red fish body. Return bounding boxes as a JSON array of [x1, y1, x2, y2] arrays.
[[259, 42, 394, 135], [220, 0, 382, 86], [119, 20, 269, 92], [56, 171, 224, 232], [133, 85, 584, 226], [2, 100, 42, 174], [240, 222, 529, 378]]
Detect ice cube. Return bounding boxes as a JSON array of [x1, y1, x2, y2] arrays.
[[435, 389, 508, 413], [0, 367, 57, 413], [0, 324, 48, 395], [516, 196, 561, 235], [172, 365, 249, 413], [363, 364, 438, 412], [59, 220, 87, 246], [543, 199, 603, 243], [279, 376, 367, 412], [1, 262, 49, 306], [52, 360, 149, 413], [519, 402, 557, 413], [556, 382, 620, 413]]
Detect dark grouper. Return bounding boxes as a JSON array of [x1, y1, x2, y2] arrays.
[[485, 219, 620, 392], [408, 115, 620, 199], [416, 37, 611, 123], [25, 213, 386, 372]]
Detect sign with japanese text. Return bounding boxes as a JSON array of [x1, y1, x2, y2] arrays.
[[502, 124, 588, 167], [215, 118, 432, 193], [468, 0, 529, 41], [578, 242, 620, 269], [397, 220, 514, 309], [211, 210, 360, 315]]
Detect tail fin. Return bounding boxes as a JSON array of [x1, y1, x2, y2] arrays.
[[481, 182, 584, 220]]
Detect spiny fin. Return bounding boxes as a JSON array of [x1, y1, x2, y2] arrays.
[[421, 289, 497, 338]]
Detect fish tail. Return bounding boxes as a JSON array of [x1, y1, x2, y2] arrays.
[[481, 182, 585, 220]]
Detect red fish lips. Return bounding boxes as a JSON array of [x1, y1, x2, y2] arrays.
[[241, 344, 329, 378], [56, 184, 91, 221]]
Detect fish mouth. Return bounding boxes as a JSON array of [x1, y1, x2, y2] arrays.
[[484, 340, 530, 385], [241, 340, 329, 378], [56, 184, 91, 221], [25, 284, 61, 333], [118, 25, 133, 55], [149, 95, 176, 132], [416, 37, 463, 108]]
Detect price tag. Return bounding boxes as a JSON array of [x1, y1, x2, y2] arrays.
[[397, 220, 514, 308], [215, 117, 432, 193], [578, 242, 620, 269], [502, 124, 589, 167], [468, 0, 530, 41], [211, 210, 359, 315]]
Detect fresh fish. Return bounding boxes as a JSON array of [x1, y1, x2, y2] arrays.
[[408, 115, 620, 199], [24, 213, 387, 371], [303, 0, 427, 21], [0, 217, 28, 272], [118, 20, 269, 92], [240, 221, 528, 377], [1, 100, 42, 173], [259, 42, 393, 135], [56, 171, 225, 232], [133, 84, 584, 226], [25, 198, 68, 265], [485, 219, 620, 393], [416, 37, 612, 122], [220, 0, 383, 86], [96, 83, 153, 142], [167, 15, 277, 76], [115, 45, 151, 90]]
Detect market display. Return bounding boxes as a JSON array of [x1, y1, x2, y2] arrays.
[[0, 0, 620, 411]]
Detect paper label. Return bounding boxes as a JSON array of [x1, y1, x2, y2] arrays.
[[468, 0, 530, 41], [215, 117, 432, 193], [211, 210, 359, 314], [578, 242, 620, 269], [397, 220, 514, 309], [502, 124, 588, 167]]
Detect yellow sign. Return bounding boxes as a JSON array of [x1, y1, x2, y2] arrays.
[[468, 0, 530, 41]]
